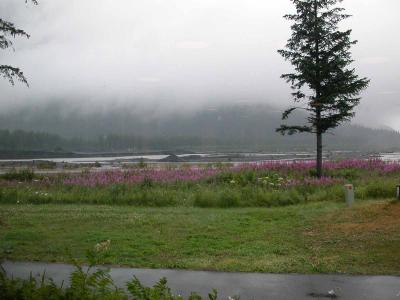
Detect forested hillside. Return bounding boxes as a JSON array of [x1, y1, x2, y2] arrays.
[[1, 104, 399, 152]]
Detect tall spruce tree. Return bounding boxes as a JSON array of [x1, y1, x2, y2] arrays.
[[1, 0, 37, 86], [277, 0, 369, 178]]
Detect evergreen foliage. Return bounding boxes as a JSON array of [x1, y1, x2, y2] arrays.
[[277, 0, 369, 177], [0, 0, 37, 86]]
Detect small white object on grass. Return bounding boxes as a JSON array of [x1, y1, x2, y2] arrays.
[[344, 184, 354, 207]]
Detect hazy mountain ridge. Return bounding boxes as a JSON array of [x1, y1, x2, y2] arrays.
[[1, 103, 400, 152]]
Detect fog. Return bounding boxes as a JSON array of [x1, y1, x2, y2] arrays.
[[1, 0, 399, 129]]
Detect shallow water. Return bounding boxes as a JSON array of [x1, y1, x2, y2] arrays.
[[0, 153, 209, 164], [380, 152, 400, 161], [0, 151, 398, 164]]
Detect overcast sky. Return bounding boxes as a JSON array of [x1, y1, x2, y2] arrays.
[[1, 0, 399, 129]]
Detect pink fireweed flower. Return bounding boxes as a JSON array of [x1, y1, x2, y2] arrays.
[[235, 159, 400, 174], [62, 167, 220, 187], [60, 159, 400, 187]]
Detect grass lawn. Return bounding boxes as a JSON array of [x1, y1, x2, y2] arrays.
[[1, 200, 400, 275]]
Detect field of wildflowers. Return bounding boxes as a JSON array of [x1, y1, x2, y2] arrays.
[[2, 160, 399, 277], [1, 159, 399, 207]]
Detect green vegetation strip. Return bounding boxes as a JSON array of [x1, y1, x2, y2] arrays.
[[1, 201, 399, 275]]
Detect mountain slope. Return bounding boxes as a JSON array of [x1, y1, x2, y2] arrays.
[[0, 103, 399, 152]]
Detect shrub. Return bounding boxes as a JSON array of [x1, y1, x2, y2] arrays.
[[194, 189, 240, 208], [362, 181, 396, 199], [138, 157, 147, 169], [193, 190, 218, 208], [218, 190, 240, 208], [1, 169, 35, 182], [0, 248, 229, 300], [141, 177, 154, 188], [36, 161, 57, 170], [0, 188, 18, 203], [129, 189, 178, 207]]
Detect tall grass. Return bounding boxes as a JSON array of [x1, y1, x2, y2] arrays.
[[0, 160, 399, 207], [1, 169, 35, 182], [1, 178, 397, 207]]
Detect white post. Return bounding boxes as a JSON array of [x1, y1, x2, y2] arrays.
[[344, 184, 354, 207], [397, 185, 400, 201]]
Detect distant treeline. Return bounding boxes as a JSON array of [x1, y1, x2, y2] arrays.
[[1, 104, 400, 152], [0, 129, 67, 151], [1, 126, 400, 153], [0, 129, 207, 152], [0, 129, 256, 152]]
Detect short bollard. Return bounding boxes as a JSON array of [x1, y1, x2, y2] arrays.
[[397, 185, 400, 201], [344, 184, 354, 207]]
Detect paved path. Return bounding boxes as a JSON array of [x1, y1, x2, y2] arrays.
[[2, 261, 400, 299]]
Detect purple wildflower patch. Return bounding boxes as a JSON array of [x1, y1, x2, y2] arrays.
[[60, 159, 400, 187]]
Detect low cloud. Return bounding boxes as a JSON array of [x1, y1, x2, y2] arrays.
[[0, 0, 399, 130], [361, 57, 390, 65], [137, 77, 161, 83], [176, 41, 210, 49]]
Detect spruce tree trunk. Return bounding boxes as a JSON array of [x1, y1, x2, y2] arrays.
[[316, 131, 323, 178]]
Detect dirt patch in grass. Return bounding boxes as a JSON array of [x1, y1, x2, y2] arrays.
[[306, 201, 400, 275], [307, 201, 400, 235], [325, 201, 400, 233]]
